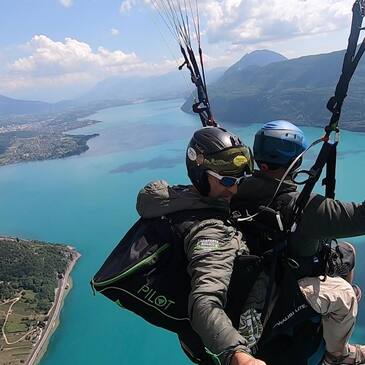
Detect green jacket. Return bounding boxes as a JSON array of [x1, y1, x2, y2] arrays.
[[137, 180, 250, 365], [233, 171, 365, 257]]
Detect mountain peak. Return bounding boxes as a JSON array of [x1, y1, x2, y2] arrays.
[[225, 49, 287, 75]]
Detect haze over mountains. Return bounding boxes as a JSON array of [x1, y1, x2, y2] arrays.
[[0, 95, 83, 118], [0, 68, 225, 117], [0, 95, 54, 116], [79, 68, 226, 103]]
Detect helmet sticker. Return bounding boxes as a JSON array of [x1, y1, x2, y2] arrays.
[[233, 155, 248, 167], [196, 154, 205, 165], [187, 147, 197, 161]]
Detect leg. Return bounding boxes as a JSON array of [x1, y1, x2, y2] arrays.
[[299, 276, 357, 356], [330, 241, 361, 302], [330, 241, 356, 284], [298, 276, 365, 364]]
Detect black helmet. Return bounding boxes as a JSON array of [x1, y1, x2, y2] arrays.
[[186, 127, 253, 195]]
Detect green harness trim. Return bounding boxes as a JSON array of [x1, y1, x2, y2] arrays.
[[204, 347, 224, 365], [92, 242, 170, 287], [101, 286, 190, 322]]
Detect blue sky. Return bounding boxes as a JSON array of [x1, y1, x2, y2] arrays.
[[0, 0, 356, 101], [1, 1, 157, 55]]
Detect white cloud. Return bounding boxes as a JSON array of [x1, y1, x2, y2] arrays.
[[196, 0, 352, 45], [9, 35, 140, 75], [120, 0, 135, 13], [111, 28, 120, 36], [3, 35, 178, 99], [120, 0, 151, 14], [59, 0, 73, 8], [136, 0, 351, 48], [130, 0, 353, 67]]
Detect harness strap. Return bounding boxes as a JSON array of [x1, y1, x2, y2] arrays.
[[325, 0, 365, 135], [260, 252, 278, 325], [289, 0, 365, 229], [289, 141, 337, 229], [179, 42, 216, 127], [323, 143, 337, 200]]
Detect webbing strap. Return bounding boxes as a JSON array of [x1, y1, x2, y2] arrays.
[[290, 0, 365, 227], [325, 0, 365, 136], [179, 45, 217, 127], [290, 142, 337, 228], [323, 143, 337, 200]]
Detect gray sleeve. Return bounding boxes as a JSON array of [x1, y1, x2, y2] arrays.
[[184, 219, 250, 365], [295, 194, 365, 240]]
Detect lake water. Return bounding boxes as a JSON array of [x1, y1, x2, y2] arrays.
[[0, 99, 364, 364]]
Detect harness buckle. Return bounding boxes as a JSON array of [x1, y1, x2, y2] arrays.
[[286, 258, 300, 270]]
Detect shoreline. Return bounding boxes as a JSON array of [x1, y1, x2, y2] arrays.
[[26, 248, 81, 365], [0, 98, 185, 169], [2, 96, 365, 169], [31, 277, 74, 365]]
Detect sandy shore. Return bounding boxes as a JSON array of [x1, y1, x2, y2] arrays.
[[26, 248, 81, 365]]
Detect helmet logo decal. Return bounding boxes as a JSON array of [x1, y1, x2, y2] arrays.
[[196, 154, 205, 165], [187, 147, 197, 161], [233, 155, 248, 167]]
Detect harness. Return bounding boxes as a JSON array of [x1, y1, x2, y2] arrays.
[[230, 190, 325, 364]]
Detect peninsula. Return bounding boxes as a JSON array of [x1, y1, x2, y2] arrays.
[[0, 99, 131, 167], [0, 111, 100, 166], [0, 237, 80, 365]]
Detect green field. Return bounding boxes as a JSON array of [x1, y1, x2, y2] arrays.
[[0, 239, 75, 365], [0, 291, 49, 365], [0, 344, 33, 365]]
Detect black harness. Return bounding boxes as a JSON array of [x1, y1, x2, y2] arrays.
[[230, 189, 326, 364]]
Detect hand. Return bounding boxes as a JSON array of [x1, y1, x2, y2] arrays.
[[231, 351, 267, 365]]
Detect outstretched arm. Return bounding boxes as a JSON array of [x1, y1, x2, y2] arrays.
[[294, 194, 365, 241], [185, 218, 265, 365]]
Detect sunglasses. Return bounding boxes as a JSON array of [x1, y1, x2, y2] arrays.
[[207, 170, 245, 187]]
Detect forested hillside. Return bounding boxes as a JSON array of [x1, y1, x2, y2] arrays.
[[0, 239, 71, 312], [183, 49, 365, 131]]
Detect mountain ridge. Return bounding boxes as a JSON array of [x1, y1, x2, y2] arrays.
[[79, 67, 226, 103], [0, 68, 225, 117], [183, 48, 365, 131], [223, 50, 287, 77]]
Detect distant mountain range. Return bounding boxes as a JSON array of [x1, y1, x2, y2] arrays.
[[0, 95, 80, 118], [2, 48, 365, 132], [183, 49, 365, 131], [0, 95, 52, 116], [0, 68, 225, 118], [79, 68, 226, 103]]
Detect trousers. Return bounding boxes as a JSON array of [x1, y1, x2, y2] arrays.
[[299, 275, 357, 355]]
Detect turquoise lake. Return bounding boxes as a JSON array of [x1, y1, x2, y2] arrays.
[[0, 99, 365, 364]]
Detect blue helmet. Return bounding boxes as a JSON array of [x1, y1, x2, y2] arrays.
[[253, 120, 307, 167]]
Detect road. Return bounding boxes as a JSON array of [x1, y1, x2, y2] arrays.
[[26, 251, 80, 365]]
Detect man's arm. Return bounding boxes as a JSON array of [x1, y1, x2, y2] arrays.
[[184, 218, 258, 365], [293, 194, 365, 241]]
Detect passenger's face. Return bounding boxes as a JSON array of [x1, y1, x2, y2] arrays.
[[207, 174, 238, 201]]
